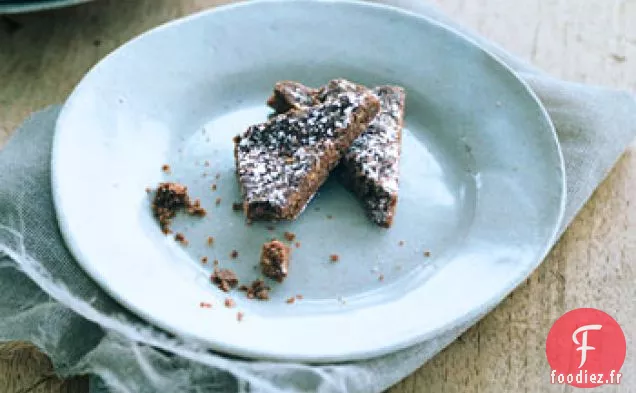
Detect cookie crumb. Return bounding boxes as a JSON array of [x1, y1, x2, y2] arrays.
[[201, 256, 208, 264], [378, 274, 385, 282], [230, 250, 239, 259], [424, 251, 431, 257], [260, 240, 290, 282], [329, 254, 339, 263], [232, 202, 243, 212], [207, 236, 214, 246], [174, 233, 188, 246], [213, 259, 219, 266], [215, 197, 222, 206], [211, 268, 239, 292], [294, 242, 301, 248], [283, 231, 296, 241], [215, 173, 221, 180], [199, 302, 212, 309], [224, 298, 236, 308], [161, 164, 171, 173], [398, 240, 405, 246], [211, 184, 217, 191], [286, 297, 296, 304], [239, 280, 271, 300], [296, 294, 303, 300], [186, 199, 207, 217], [236, 311, 244, 321]]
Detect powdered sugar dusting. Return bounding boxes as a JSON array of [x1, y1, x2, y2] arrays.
[[268, 79, 405, 226], [235, 91, 373, 212]]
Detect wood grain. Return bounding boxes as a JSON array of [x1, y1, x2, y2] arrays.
[[1, 0, 634, 392]]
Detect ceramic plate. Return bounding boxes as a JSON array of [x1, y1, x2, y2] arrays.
[[52, 0, 565, 362], [0, 0, 92, 14]]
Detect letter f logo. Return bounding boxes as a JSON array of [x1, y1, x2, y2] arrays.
[[572, 324, 602, 368]]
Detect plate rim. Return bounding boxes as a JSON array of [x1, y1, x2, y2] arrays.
[[51, 0, 567, 362], [0, 0, 93, 14]]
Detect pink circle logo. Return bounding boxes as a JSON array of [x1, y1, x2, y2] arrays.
[[546, 308, 626, 388]]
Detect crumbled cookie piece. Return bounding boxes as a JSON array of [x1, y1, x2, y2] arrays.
[[239, 279, 271, 300], [260, 240, 290, 282], [294, 241, 301, 248], [199, 302, 212, 309], [329, 254, 339, 263], [211, 268, 239, 292], [151, 182, 190, 232], [161, 164, 171, 173], [398, 240, 405, 246], [151, 182, 206, 232], [230, 250, 239, 259], [424, 251, 431, 257], [207, 236, 215, 246], [201, 256, 208, 264], [283, 231, 296, 241], [286, 297, 296, 304], [211, 184, 217, 191]]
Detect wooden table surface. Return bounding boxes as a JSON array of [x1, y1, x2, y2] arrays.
[[1, 0, 634, 392]]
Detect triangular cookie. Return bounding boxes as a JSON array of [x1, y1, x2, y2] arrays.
[[234, 90, 380, 220], [267, 79, 406, 227]]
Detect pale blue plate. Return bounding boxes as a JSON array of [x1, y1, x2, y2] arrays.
[[51, 0, 565, 362]]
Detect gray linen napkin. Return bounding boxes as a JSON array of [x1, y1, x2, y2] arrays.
[[1, 1, 635, 392]]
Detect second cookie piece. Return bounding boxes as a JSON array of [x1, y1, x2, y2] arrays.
[[267, 79, 406, 228]]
